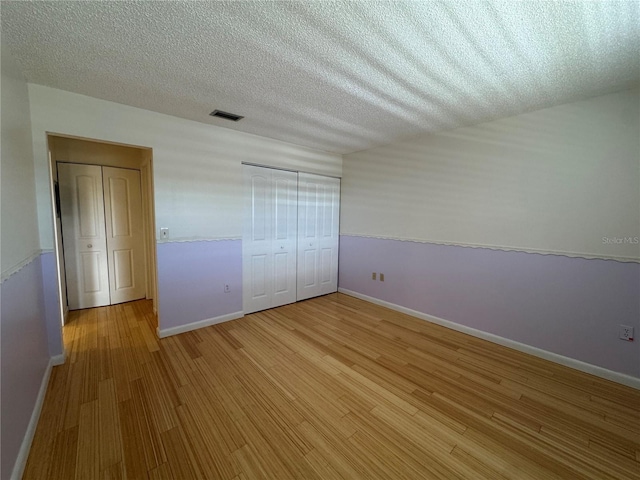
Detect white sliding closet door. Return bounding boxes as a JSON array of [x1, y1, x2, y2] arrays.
[[242, 165, 298, 314], [297, 173, 340, 301], [59, 163, 111, 309]]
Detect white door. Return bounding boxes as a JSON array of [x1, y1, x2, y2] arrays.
[[59, 163, 111, 309], [243, 165, 298, 314], [271, 169, 299, 307], [102, 167, 146, 305], [243, 166, 272, 314], [297, 173, 340, 301]]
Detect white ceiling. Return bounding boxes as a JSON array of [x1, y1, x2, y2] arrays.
[[2, 1, 639, 154]]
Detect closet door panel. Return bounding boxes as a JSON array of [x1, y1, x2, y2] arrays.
[[271, 170, 298, 308], [58, 163, 111, 310], [319, 180, 340, 295], [103, 167, 145, 305], [297, 173, 340, 301], [320, 248, 333, 284], [243, 167, 273, 314]]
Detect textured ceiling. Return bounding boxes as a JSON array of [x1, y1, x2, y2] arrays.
[[2, 1, 639, 154]]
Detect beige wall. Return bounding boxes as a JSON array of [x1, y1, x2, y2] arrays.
[[342, 88, 640, 261], [1, 44, 41, 275]]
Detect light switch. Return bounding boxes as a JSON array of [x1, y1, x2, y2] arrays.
[[160, 228, 169, 239]]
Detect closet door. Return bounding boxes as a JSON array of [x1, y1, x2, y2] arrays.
[[102, 167, 146, 305], [271, 169, 298, 307], [58, 163, 111, 309], [242, 165, 297, 314], [297, 173, 340, 301]]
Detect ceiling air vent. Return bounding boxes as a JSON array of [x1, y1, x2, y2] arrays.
[[209, 109, 244, 122]]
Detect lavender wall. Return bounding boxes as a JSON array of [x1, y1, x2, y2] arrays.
[[1, 256, 51, 480], [40, 252, 64, 357], [157, 240, 242, 331], [339, 236, 640, 378]]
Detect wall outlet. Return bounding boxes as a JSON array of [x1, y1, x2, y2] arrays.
[[380, 273, 385, 282], [619, 325, 634, 341], [372, 272, 376, 280], [224, 284, 231, 293], [160, 227, 169, 239]]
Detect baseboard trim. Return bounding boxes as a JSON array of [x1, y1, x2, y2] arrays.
[[11, 357, 55, 480], [158, 311, 244, 338], [338, 288, 640, 390], [51, 353, 66, 366]]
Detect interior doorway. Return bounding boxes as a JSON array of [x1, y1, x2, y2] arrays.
[[48, 134, 158, 323]]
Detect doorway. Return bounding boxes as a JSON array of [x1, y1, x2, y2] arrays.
[[49, 135, 158, 321]]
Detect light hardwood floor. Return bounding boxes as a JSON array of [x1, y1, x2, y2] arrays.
[[24, 294, 640, 479]]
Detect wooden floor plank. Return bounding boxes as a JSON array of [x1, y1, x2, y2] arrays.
[[98, 378, 124, 472], [23, 295, 640, 479], [76, 400, 100, 480]]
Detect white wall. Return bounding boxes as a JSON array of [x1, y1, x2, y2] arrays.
[[342, 88, 640, 261], [28, 85, 342, 250], [1, 44, 41, 275]]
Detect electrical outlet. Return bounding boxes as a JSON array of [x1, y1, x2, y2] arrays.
[[224, 284, 231, 293], [372, 272, 376, 280], [619, 325, 634, 341], [160, 227, 169, 239], [380, 273, 385, 282]]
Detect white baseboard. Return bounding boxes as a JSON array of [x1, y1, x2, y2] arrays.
[[11, 357, 55, 480], [51, 353, 66, 366], [338, 288, 640, 390], [158, 311, 244, 338]]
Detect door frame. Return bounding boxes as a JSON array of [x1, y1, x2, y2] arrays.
[[47, 133, 159, 326]]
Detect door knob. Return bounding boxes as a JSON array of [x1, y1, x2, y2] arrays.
[[87, 244, 93, 248], [280, 246, 284, 249]]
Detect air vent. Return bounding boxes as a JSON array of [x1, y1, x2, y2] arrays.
[[209, 109, 244, 122]]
